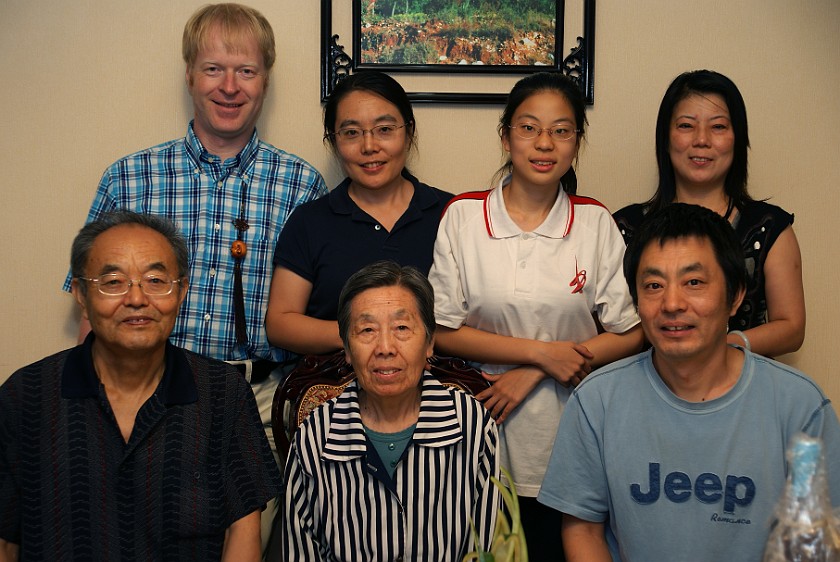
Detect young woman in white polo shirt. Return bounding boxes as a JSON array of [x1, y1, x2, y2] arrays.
[[428, 72, 643, 561]]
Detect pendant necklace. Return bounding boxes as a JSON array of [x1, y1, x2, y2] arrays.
[[231, 179, 249, 344]]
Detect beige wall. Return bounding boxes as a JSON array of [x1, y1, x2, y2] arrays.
[[2, 0, 839, 405]]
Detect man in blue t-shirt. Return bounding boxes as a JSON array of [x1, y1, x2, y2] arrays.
[[538, 203, 840, 561]]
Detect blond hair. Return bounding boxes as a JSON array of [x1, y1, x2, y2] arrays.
[[182, 3, 276, 72]]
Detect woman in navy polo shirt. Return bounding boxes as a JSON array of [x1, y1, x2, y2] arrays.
[[266, 71, 453, 355]]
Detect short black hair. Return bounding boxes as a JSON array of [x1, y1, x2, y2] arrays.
[[337, 260, 435, 347], [623, 203, 746, 307]]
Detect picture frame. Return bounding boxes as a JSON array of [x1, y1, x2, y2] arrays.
[[321, 0, 595, 104]]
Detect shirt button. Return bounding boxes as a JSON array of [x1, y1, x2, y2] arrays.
[[217, 181, 224, 188], [214, 223, 221, 232], [204, 314, 211, 322], [209, 268, 216, 277], [374, 224, 382, 231], [388, 443, 396, 451], [519, 260, 526, 269]]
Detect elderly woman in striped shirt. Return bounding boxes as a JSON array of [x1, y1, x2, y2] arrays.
[[280, 261, 500, 561]]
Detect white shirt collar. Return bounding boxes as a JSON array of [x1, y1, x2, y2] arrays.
[[484, 174, 572, 239]]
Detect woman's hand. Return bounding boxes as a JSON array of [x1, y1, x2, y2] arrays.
[[531, 340, 594, 386], [435, 326, 594, 385], [476, 366, 546, 424]]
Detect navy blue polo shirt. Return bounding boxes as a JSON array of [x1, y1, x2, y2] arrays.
[[273, 170, 454, 319], [0, 334, 282, 561]]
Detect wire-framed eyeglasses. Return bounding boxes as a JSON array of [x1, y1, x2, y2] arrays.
[[508, 123, 580, 141], [77, 273, 184, 297], [328, 122, 411, 143]]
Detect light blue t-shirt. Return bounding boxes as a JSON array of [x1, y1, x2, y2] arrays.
[[537, 348, 840, 562]]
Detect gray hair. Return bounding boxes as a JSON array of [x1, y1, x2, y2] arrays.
[[71, 211, 189, 294], [337, 261, 435, 347]]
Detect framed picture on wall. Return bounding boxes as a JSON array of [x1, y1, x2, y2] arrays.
[[356, 0, 562, 70], [322, 0, 596, 104]]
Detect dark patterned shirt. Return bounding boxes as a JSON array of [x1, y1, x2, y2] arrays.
[[613, 200, 793, 331], [0, 335, 282, 561]]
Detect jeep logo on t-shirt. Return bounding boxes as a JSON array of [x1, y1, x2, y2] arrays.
[[630, 462, 756, 513]]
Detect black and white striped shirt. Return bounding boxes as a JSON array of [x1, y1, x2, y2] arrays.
[[281, 373, 500, 561]]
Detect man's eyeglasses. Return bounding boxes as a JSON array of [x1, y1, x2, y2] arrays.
[[77, 273, 184, 296], [328, 122, 411, 143], [508, 123, 580, 141]]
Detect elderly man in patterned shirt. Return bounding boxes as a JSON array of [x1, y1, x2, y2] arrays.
[[2, 211, 281, 561]]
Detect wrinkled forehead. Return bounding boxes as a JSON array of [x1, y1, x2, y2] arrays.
[[350, 285, 420, 317], [88, 225, 177, 268]]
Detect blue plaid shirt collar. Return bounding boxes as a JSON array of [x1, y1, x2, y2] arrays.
[[185, 120, 260, 174]]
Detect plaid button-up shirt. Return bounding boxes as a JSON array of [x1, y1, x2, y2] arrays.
[[64, 123, 327, 362]]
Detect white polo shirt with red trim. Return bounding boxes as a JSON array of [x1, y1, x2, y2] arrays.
[[429, 180, 639, 496]]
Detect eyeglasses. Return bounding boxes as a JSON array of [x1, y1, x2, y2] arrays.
[[77, 273, 184, 296], [508, 123, 580, 141], [329, 122, 411, 143]]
